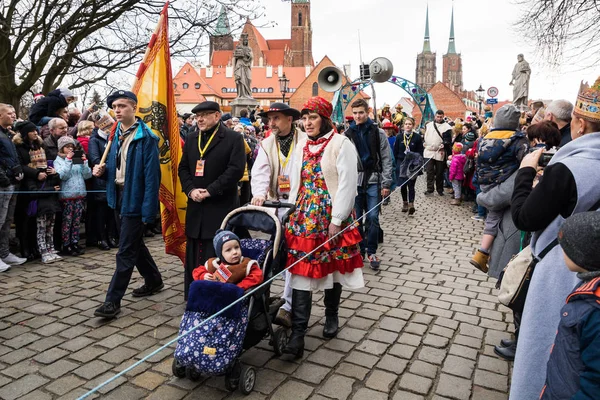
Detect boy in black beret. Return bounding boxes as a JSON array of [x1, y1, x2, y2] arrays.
[[540, 211, 600, 399]]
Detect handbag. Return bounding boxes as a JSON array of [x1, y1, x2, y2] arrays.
[[498, 198, 600, 311], [26, 182, 46, 217], [463, 157, 475, 175]]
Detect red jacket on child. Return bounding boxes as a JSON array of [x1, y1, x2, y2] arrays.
[[193, 257, 264, 291]]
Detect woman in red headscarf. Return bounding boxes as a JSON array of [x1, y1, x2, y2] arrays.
[[282, 96, 364, 358]]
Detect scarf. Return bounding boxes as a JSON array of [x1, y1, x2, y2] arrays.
[[277, 132, 294, 157]]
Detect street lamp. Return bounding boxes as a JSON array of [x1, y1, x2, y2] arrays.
[[476, 84, 485, 116], [279, 72, 290, 104]]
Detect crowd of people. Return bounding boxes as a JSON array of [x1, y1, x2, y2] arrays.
[[1, 75, 599, 398]]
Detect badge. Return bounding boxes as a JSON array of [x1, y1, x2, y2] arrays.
[[214, 263, 232, 283], [203, 346, 216, 355], [277, 175, 290, 193], [195, 160, 205, 177]]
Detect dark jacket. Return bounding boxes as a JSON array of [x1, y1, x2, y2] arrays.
[[345, 120, 393, 188], [43, 135, 59, 162], [0, 126, 22, 186], [178, 123, 245, 239], [12, 133, 45, 182], [393, 131, 424, 164], [105, 119, 160, 224], [26, 170, 61, 216], [476, 129, 528, 188], [541, 276, 600, 400], [559, 123, 572, 147], [88, 129, 108, 201], [28, 89, 68, 125]]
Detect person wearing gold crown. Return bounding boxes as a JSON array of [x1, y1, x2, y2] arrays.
[[508, 77, 600, 400], [393, 104, 407, 127], [380, 104, 392, 122]]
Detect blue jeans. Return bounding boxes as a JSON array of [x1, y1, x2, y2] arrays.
[[473, 177, 487, 218], [354, 184, 380, 255]]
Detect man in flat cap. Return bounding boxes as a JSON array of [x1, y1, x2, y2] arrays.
[[178, 101, 246, 299], [92, 90, 163, 319], [250, 102, 304, 327]]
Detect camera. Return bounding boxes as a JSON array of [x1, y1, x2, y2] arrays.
[[538, 147, 558, 168]]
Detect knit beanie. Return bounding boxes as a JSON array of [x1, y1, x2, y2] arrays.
[[494, 104, 520, 130], [57, 136, 76, 151], [464, 131, 477, 142], [14, 121, 38, 136], [558, 211, 600, 272], [213, 229, 241, 262]]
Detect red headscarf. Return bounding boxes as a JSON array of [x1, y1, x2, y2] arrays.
[[301, 96, 333, 120]]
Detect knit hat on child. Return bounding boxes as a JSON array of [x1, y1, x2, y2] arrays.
[[452, 142, 463, 154], [213, 229, 241, 262], [558, 212, 600, 272], [57, 136, 76, 151], [494, 104, 520, 131]]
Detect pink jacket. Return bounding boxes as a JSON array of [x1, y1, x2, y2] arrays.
[[449, 153, 467, 181]]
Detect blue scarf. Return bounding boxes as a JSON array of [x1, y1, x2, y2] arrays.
[[350, 118, 375, 170]]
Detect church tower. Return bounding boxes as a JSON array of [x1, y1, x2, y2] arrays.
[[442, 5, 463, 92], [289, 0, 314, 67], [209, 6, 234, 62], [415, 6, 436, 91]]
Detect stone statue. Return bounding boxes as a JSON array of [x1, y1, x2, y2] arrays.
[[233, 33, 253, 99], [509, 54, 531, 110]]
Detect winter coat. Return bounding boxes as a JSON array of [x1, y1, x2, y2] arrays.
[[43, 135, 59, 162], [345, 120, 393, 189], [77, 136, 90, 153], [393, 131, 425, 165], [28, 89, 68, 125], [105, 119, 160, 224], [54, 155, 92, 200], [476, 172, 520, 279], [0, 127, 22, 186], [12, 133, 47, 197], [541, 276, 600, 400], [178, 123, 245, 239], [87, 130, 108, 201], [476, 129, 528, 189], [25, 171, 61, 216], [449, 154, 467, 181]]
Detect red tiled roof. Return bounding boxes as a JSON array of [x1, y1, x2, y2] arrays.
[[211, 51, 232, 67], [268, 39, 291, 50]]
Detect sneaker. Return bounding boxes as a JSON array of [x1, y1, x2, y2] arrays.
[[41, 253, 55, 264], [471, 215, 485, 222], [450, 198, 462, 206], [0, 259, 11, 272], [367, 254, 380, 271], [132, 282, 164, 297], [2, 253, 26, 265], [50, 253, 63, 262], [94, 302, 121, 319], [274, 308, 292, 328]]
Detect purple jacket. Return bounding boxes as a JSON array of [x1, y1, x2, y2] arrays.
[[449, 153, 466, 181]]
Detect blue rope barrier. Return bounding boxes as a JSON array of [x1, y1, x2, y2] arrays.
[[3, 190, 107, 194], [77, 159, 431, 399]]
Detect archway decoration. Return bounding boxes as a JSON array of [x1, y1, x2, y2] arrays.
[[332, 76, 436, 128]]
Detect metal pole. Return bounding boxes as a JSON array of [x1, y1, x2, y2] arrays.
[[371, 83, 378, 124]]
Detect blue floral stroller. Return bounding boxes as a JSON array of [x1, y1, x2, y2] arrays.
[[172, 202, 294, 394]]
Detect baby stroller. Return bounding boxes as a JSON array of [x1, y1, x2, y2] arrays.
[[172, 201, 294, 395]]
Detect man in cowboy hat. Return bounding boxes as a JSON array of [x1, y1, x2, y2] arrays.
[[250, 102, 305, 328], [178, 101, 246, 299]]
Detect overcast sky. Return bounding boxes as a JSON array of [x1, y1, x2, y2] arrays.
[[205, 0, 596, 106]]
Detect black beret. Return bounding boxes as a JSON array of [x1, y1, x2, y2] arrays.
[[182, 113, 192, 120], [14, 121, 38, 136], [220, 113, 232, 122], [192, 101, 221, 114], [107, 90, 138, 109], [558, 211, 600, 272]]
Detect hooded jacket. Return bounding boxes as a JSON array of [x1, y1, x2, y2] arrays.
[[28, 89, 68, 125]]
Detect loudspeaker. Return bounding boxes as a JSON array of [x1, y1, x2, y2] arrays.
[[318, 66, 343, 92], [369, 57, 394, 83]]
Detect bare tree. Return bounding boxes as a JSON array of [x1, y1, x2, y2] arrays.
[[0, 0, 265, 112], [515, 0, 600, 68]]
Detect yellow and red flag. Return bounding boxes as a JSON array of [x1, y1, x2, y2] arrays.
[[131, 2, 186, 263]]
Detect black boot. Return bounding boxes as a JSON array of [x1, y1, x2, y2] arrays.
[[283, 290, 312, 359], [323, 283, 342, 339]]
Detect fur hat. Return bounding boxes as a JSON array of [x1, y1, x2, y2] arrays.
[[57, 136, 76, 151], [494, 104, 521, 130], [558, 211, 600, 271], [213, 229, 241, 263]]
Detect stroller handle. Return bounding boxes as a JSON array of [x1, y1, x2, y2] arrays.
[[262, 201, 296, 225]]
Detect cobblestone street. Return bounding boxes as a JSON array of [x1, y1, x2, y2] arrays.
[[0, 181, 513, 400]]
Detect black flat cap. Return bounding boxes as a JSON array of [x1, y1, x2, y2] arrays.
[[192, 101, 221, 114], [257, 102, 301, 121], [107, 90, 138, 109]]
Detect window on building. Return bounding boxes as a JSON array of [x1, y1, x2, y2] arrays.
[[182, 83, 189, 89], [312, 82, 318, 96], [221, 87, 227, 93], [252, 87, 258, 93], [268, 87, 274, 93], [452, 59, 456, 66], [427, 60, 431, 68], [298, 12, 302, 26], [195, 82, 201, 89]]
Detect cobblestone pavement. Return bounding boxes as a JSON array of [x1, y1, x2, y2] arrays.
[[0, 180, 513, 400]]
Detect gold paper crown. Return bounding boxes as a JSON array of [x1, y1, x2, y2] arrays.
[[574, 77, 600, 123]]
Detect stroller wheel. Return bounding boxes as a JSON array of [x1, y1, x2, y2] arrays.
[[239, 365, 256, 395], [273, 327, 288, 356], [185, 366, 201, 381], [171, 358, 186, 378]]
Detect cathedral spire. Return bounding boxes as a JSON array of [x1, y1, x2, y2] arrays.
[[447, 3, 457, 55], [214, 5, 231, 36], [422, 4, 431, 53]]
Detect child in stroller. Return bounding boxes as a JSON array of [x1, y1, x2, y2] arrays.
[[172, 204, 292, 394]]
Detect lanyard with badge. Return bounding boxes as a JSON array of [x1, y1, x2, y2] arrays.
[[195, 123, 219, 177], [276, 138, 294, 197], [403, 132, 413, 154]]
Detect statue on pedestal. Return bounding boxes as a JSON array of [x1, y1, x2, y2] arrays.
[[510, 54, 531, 110], [233, 33, 253, 99]]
